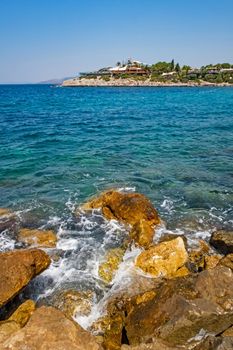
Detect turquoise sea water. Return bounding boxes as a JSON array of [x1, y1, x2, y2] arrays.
[[1, 85, 233, 226], [0, 85, 233, 315]]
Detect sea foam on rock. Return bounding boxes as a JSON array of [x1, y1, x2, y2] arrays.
[[80, 190, 161, 248]]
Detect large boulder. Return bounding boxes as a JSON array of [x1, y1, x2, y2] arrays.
[[210, 230, 233, 254], [135, 237, 188, 278], [0, 249, 51, 307], [18, 228, 57, 248], [81, 191, 161, 248], [125, 266, 233, 347], [0, 306, 101, 350]]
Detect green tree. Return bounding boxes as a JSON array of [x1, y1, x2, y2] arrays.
[[116, 61, 121, 67], [170, 59, 175, 71], [175, 63, 181, 72]]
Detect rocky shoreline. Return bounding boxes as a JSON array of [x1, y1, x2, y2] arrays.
[[62, 77, 231, 87], [0, 191, 233, 349]]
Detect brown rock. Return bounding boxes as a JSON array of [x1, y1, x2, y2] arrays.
[[99, 248, 125, 283], [188, 239, 211, 272], [125, 266, 233, 347], [0, 300, 35, 342], [210, 230, 233, 254], [0, 249, 51, 307], [130, 220, 155, 249], [204, 254, 222, 269], [53, 289, 93, 319], [135, 237, 188, 278], [219, 253, 233, 270], [81, 190, 161, 248], [0, 209, 12, 217], [0, 306, 101, 350], [18, 228, 57, 248], [223, 325, 233, 337], [0, 322, 20, 343], [121, 340, 181, 350]]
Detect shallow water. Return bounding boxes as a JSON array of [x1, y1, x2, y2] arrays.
[[0, 85, 233, 326]]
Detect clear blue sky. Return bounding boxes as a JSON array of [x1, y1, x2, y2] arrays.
[[0, 0, 233, 83]]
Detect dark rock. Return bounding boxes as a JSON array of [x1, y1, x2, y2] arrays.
[[210, 230, 233, 255]]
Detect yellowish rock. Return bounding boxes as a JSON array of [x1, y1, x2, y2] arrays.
[[204, 255, 222, 270], [8, 300, 36, 327], [0, 208, 13, 217], [99, 247, 125, 283], [18, 228, 57, 248], [135, 237, 188, 278]]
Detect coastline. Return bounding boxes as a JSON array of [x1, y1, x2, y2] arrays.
[[62, 76, 231, 87]]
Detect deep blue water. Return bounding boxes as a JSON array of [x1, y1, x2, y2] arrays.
[[1, 84, 233, 230]]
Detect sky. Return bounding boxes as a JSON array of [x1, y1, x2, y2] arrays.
[[0, 0, 233, 83]]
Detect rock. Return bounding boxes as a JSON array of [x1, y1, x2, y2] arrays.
[[81, 190, 161, 248], [193, 335, 233, 350], [204, 254, 222, 269], [135, 237, 188, 278], [18, 228, 57, 248], [8, 300, 36, 327], [0, 209, 18, 234], [52, 289, 93, 319], [188, 239, 211, 272], [0, 306, 101, 350], [130, 220, 155, 249], [219, 253, 233, 270], [0, 322, 20, 343], [223, 325, 233, 337], [0, 209, 12, 217], [121, 340, 181, 350], [0, 300, 35, 343], [99, 248, 125, 283], [210, 230, 233, 254], [125, 266, 233, 347], [0, 249, 51, 307]]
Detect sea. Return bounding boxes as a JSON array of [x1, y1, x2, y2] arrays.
[[0, 84, 233, 327]]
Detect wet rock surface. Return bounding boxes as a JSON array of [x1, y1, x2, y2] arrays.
[[52, 289, 93, 319], [0, 249, 51, 307], [18, 228, 57, 248], [81, 190, 161, 248], [210, 230, 233, 254]]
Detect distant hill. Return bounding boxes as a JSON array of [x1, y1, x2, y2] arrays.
[[38, 77, 75, 85]]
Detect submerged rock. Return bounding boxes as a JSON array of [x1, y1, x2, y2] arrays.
[[125, 266, 233, 347], [18, 228, 57, 248], [81, 190, 161, 248], [0, 306, 101, 350], [135, 237, 188, 278], [0, 209, 18, 234], [0, 249, 51, 307], [52, 289, 93, 319], [210, 230, 233, 254], [99, 247, 126, 283]]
